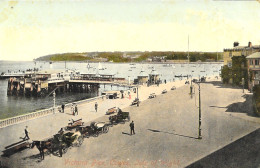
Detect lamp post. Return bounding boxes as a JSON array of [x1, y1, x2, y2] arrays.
[[198, 82, 202, 139], [53, 92, 56, 109], [242, 78, 245, 93]]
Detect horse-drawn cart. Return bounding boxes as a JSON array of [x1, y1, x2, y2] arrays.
[[106, 107, 118, 115], [2, 139, 31, 157], [66, 118, 84, 130], [109, 109, 130, 124], [78, 122, 109, 138]]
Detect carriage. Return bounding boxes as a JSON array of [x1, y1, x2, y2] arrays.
[[109, 109, 130, 124], [132, 98, 140, 106], [106, 107, 118, 115], [162, 89, 167, 94], [66, 118, 84, 130], [149, 93, 156, 99], [31, 130, 84, 156], [171, 86, 176, 90], [78, 122, 109, 138]]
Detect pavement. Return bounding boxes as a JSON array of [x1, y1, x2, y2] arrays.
[[0, 78, 260, 168]]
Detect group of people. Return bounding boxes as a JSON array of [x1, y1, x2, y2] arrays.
[[71, 104, 78, 116], [60, 102, 98, 114]]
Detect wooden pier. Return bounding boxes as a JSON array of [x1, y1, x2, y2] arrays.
[[5, 71, 130, 97]]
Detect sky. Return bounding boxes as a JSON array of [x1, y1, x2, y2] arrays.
[[0, 0, 260, 61]]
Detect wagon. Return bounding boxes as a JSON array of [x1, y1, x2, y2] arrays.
[[132, 98, 140, 106], [79, 122, 109, 138], [50, 130, 84, 156], [149, 93, 156, 99], [171, 86, 176, 90], [2, 139, 31, 157], [66, 118, 84, 130], [109, 109, 130, 124], [162, 89, 167, 94], [106, 107, 118, 115]]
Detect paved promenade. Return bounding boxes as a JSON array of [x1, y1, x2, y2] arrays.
[[1, 78, 260, 168]]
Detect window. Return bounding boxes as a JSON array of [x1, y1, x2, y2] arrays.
[[255, 60, 259, 65], [250, 60, 254, 65]]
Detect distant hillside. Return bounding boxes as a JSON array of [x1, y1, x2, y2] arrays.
[[35, 53, 90, 61], [35, 51, 223, 62]]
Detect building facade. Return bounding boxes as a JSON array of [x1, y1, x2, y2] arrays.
[[247, 52, 260, 91], [223, 42, 260, 67]]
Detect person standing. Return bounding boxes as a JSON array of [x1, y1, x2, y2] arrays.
[[24, 126, 30, 140], [95, 102, 98, 112], [129, 121, 135, 135], [61, 104, 65, 113], [75, 105, 78, 115], [71, 104, 74, 115], [39, 141, 44, 160]]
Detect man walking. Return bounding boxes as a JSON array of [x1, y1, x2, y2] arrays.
[[24, 126, 30, 140], [95, 102, 98, 112], [39, 141, 44, 160], [129, 121, 135, 135], [75, 105, 78, 115], [61, 104, 65, 113]]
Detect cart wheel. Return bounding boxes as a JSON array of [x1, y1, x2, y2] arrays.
[[77, 136, 84, 147], [93, 133, 99, 137], [103, 126, 109, 133], [63, 147, 68, 154]]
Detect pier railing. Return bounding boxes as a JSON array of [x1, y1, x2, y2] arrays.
[[0, 95, 105, 129]]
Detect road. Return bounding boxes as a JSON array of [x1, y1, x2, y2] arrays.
[[1, 80, 260, 168]]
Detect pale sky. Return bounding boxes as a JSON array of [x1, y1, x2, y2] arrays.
[[0, 0, 260, 61]]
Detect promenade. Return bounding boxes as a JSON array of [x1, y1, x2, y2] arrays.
[[1, 78, 260, 168]]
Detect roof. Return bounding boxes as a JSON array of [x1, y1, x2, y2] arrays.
[[149, 69, 159, 75], [246, 52, 260, 59], [138, 71, 148, 77], [36, 69, 65, 74]]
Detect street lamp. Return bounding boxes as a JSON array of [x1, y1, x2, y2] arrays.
[[194, 81, 202, 139], [53, 92, 56, 109]]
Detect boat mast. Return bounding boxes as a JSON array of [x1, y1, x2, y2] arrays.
[[188, 35, 190, 63]]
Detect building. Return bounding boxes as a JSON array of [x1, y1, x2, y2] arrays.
[[247, 52, 260, 90], [137, 71, 149, 84], [223, 41, 260, 67]]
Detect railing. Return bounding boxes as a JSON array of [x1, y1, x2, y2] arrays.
[[0, 95, 105, 129], [0, 108, 54, 128]]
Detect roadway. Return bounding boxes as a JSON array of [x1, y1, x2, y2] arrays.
[[1, 80, 260, 168]]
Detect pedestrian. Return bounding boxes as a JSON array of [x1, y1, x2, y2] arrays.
[[39, 141, 44, 160], [24, 126, 30, 140], [71, 104, 74, 115], [95, 102, 98, 112], [74, 105, 79, 115], [61, 104, 65, 113], [129, 121, 135, 135], [164, 79, 166, 84]]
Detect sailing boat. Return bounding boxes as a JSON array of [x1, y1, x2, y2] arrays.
[[98, 62, 105, 70]]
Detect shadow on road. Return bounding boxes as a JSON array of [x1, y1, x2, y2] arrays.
[[185, 128, 260, 168], [207, 81, 244, 90], [147, 129, 198, 140], [210, 95, 259, 118], [122, 132, 131, 136], [225, 94, 258, 117]]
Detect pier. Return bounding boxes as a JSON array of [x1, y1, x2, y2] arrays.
[[4, 70, 130, 97]]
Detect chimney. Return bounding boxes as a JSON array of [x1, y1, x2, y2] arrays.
[[248, 41, 252, 47], [233, 42, 239, 47]]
